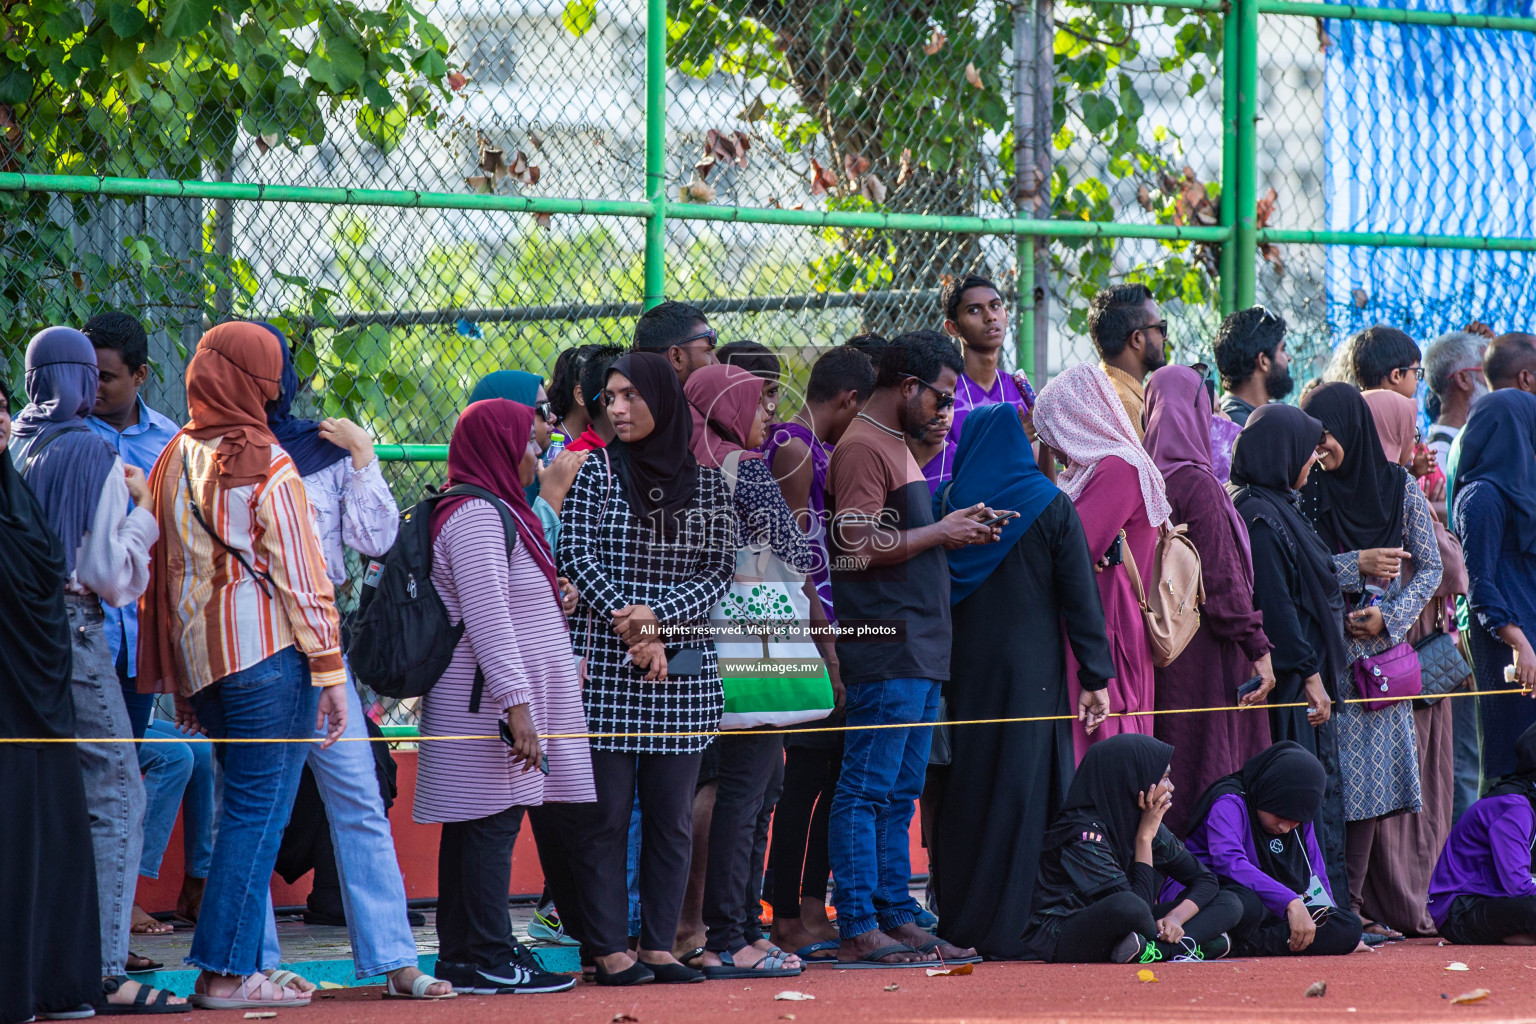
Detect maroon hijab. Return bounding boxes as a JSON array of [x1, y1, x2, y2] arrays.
[[430, 399, 561, 604], [1144, 364, 1253, 562]]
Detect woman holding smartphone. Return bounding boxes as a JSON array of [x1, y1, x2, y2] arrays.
[[414, 398, 594, 996], [559, 352, 735, 985]]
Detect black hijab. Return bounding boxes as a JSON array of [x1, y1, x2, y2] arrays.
[[1228, 403, 1348, 696], [0, 422, 75, 741], [1487, 722, 1536, 806], [1044, 734, 1174, 870], [1297, 382, 1407, 554], [605, 351, 700, 540], [1185, 742, 1327, 892]]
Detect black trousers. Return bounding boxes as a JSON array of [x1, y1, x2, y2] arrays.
[[703, 732, 784, 952], [1048, 889, 1244, 963], [768, 744, 840, 919], [1442, 894, 1536, 944], [588, 749, 704, 954], [436, 804, 528, 967], [526, 802, 600, 951], [1228, 884, 1362, 956]]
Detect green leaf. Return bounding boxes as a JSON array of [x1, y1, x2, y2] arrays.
[[0, 62, 31, 105], [161, 0, 215, 42], [150, 90, 175, 117], [562, 0, 596, 37], [106, 1, 149, 39], [1081, 94, 1117, 134], [355, 103, 407, 153], [333, 324, 392, 375]]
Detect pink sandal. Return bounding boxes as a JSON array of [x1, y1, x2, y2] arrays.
[[189, 972, 312, 1010]]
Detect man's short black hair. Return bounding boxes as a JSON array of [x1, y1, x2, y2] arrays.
[[941, 273, 1001, 323], [874, 329, 963, 390], [1350, 326, 1422, 389], [806, 346, 877, 403], [632, 300, 709, 351], [1213, 306, 1288, 390], [1485, 333, 1536, 387], [83, 310, 150, 372], [844, 332, 887, 357], [1087, 284, 1155, 360], [717, 340, 780, 379], [579, 343, 628, 408], [549, 343, 599, 420]]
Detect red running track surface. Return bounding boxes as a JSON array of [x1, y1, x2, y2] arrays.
[[215, 938, 1536, 1024]]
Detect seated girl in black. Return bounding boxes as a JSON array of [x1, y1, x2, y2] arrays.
[[1023, 735, 1243, 964], [1180, 742, 1364, 957]]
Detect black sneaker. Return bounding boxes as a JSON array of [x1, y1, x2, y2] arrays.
[[1110, 933, 1162, 965], [435, 959, 576, 995]]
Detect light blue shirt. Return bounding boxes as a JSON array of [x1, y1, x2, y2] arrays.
[[86, 395, 181, 676]]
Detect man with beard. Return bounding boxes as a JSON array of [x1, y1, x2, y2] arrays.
[[1214, 305, 1294, 427], [1089, 284, 1168, 438], [824, 329, 999, 967]]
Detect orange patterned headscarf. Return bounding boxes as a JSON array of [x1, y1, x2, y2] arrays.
[[184, 322, 284, 487]]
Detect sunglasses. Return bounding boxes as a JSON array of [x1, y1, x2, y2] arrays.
[[907, 376, 956, 409], [678, 328, 718, 348], [1254, 305, 1282, 325], [535, 400, 554, 421], [1189, 362, 1217, 405], [1128, 319, 1170, 344]]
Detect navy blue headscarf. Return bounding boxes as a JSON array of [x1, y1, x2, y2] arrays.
[[468, 370, 544, 504], [1448, 388, 1536, 556], [937, 401, 1060, 604], [10, 327, 118, 574], [260, 321, 350, 478]]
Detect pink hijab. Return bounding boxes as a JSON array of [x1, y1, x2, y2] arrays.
[[685, 364, 766, 469], [1034, 362, 1172, 528], [1145, 364, 1253, 558], [1361, 389, 1417, 466]]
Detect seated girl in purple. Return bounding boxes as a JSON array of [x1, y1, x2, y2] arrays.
[[1428, 724, 1536, 945], [1176, 743, 1365, 956]]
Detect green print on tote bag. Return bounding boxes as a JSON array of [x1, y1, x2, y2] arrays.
[[711, 450, 835, 730]]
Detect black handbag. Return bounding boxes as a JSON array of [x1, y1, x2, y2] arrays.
[[1412, 615, 1471, 710]]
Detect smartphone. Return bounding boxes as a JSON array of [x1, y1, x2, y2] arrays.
[[663, 646, 705, 676], [978, 510, 1019, 528], [1104, 533, 1124, 566], [1237, 675, 1264, 699], [497, 718, 549, 775]]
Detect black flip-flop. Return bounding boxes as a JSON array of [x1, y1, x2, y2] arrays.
[[678, 947, 706, 968], [912, 938, 983, 965], [832, 944, 932, 969], [125, 953, 163, 974]]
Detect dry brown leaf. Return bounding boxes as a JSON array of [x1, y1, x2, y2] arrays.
[[1316, 18, 1332, 51], [681, 174, 716, 203], [843, 153, 871, 180], [533, 212, 552, 229], [883, 984, 900, 992], [465, 175, 493, 193], [1304, 981, 1327, 998], [964, 62, 983, 89], [808, 159, 837, 198], [1351, 288, 1369, 309], [774, 991, 815, 1001], [926, 964, 973, 977], [773, 29, 793, 51], [1136, 183, 1155, 212], [1450, 989, 1490, 1005], [695, 154, 718, 181], [860, 172, 888, 204], [479, 143, 506, 176], [1136, 969, 1159, 984], [924, 26, 947, 55], [740, 96, 768, 121], [528, 130, 543, 150], [71, 270, 84, 290], [1254, 187, 1283, 276], [897, 148, 914, 188], [448, 70, 467, 91], [507, 150, 540, 186], [1171, 167, 1218, 227], [612, 1014, 640, 1023]]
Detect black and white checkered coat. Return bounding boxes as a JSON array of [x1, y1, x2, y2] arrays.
[[558, 454, 734, 754]]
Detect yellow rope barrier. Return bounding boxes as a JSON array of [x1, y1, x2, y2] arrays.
[[3, 686, 1528, 743]]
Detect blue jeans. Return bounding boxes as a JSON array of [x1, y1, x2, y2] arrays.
[[138, 719, 215, 879], [187, 646, 319, 976], [827, 678, 941, 940], [259, 678, 417, 977]]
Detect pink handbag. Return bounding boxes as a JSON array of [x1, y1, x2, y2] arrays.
[[1351, 641, 1423, 712]]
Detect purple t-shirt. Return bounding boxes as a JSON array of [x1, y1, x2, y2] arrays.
[[950, 369, 1029, 441], [762, 421, 835, 623], [1167, 793, 1334, 917], [1427, 793, 1536, 929], [921, 439, 956, 498]]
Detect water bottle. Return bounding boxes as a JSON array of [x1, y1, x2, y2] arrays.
[[544, 431, 567, 466]]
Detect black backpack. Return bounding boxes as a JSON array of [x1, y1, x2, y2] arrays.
[[346, 484, 518, 710]]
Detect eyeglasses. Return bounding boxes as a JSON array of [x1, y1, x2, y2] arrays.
[[677, 328, 718, 349], [1394, 365, 1426, 381], [1414, 426, 1422, 444], [1453, 365, 1485, 378], [907, 376, 956, 409]]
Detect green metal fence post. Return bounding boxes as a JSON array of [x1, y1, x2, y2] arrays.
[[1018, 237, 1035, 374], [643, 0, 667, 310], [1234, 0, 1258, 309], [1219, 0, 1238, 316]]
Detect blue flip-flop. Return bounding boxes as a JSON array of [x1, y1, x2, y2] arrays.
[[794, 940, 840, 964]]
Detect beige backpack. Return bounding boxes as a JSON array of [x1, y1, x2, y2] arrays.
[[1118, 522, 1205, 668]]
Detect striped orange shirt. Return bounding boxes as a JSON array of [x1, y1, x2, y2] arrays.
[[151, 435, 344, 694]]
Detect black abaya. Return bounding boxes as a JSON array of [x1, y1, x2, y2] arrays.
[[0, 449, 100, 1023], [932, 492, 1116, 960]]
